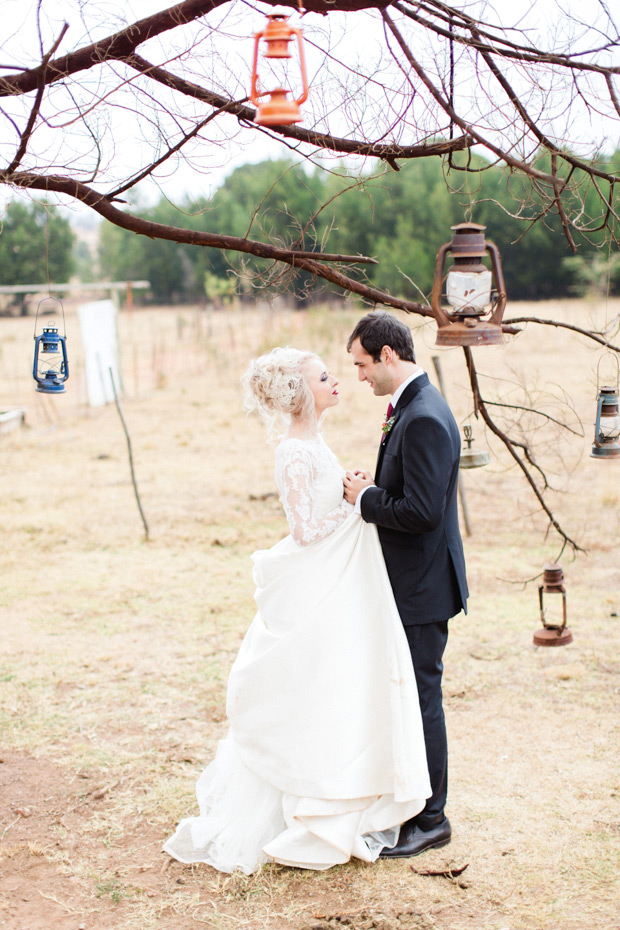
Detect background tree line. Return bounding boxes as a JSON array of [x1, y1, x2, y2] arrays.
[[0, 201, 74, 312], [97, 151, 620, 306], [2, 151, 618, 309]]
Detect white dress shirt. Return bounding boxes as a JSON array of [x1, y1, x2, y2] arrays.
[[354, 368, 426, 514]]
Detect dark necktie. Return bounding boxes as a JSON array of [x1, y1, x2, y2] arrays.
[[382, 402, 394, 444]]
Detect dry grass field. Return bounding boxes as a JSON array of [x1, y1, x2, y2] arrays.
[[1, 298, 619, 930]]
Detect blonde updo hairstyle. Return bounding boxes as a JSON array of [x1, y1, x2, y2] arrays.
[[243, 347, 320, 437]]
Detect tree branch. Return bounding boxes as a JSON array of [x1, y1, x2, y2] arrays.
[[0, 0, 226, 97], [482, 400, 583, 437], [381, 10, 560, 187], [0, 0, 402, 99], [395, 0, 620, 76], [106, 102, 240, 199], [503, 315, 620, 352], [124, 54, 474, 161], [3, 170, 431, 311], [389, 4, 620, 197], [5, 23, 69, 174], [463, 346, 584, 553]]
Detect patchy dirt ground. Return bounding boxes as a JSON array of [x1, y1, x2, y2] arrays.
[[1, 301, 620, 930]]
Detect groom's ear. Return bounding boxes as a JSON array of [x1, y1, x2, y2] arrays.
[[381, 345, 394, 365]]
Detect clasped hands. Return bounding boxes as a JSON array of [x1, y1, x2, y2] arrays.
[[343, 470, 375, 504]]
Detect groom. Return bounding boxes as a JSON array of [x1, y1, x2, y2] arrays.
[[343, 310, 468, 858]]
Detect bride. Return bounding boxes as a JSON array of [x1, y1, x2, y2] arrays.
[[163, 347, 430, 873]]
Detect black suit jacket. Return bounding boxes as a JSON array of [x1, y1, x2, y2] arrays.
[[360, 373, 468, 625]]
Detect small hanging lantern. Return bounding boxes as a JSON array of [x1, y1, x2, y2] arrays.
[[431, 222, 507, 347], [591, 354, 620, 459], [33, 297, 69, 394], [533, 563, 573, 647], [459, 425, 490, 469], [250, 13, 309, 126]]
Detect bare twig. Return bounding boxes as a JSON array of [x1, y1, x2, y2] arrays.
[[504, 316, 620, 353], [109, 368, 150, 542], [123, 54, 473, 162], [462, 347, 584, 554], [5, 23, 68, 174]]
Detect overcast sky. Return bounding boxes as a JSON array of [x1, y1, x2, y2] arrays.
[[2, 0, 618, 223]]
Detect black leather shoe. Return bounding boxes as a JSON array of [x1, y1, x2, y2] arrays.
[[379, 817, 451, 858]]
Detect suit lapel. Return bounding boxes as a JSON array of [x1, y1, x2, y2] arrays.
[[375, 404, 402, 473], [374, 374, 430, 479]]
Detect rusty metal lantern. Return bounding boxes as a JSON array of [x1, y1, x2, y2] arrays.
[[431, 222, 507, 347], [459, 425, 490, 469], [250, 13, 309, 126], [533, 563, 573, 647], [591, 355, 620, 459]]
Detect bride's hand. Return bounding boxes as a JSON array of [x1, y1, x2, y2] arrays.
[[343, 470, 375, 504]]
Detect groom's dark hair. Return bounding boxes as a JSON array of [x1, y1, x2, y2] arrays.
[[347, 310, 416, 363]]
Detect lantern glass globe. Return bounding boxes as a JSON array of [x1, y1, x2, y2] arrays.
[[599, 412, 620, 441], [446, 268, 492, 313]]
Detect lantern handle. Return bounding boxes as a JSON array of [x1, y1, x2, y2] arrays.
[[595, 350, 620, 392], [430, 242, 453, 327], [250, 19, 308, 110], [485, 240, 507, 326], [593, 392, 605, 448], [34, 296, 66, 338], [250, 30, 263, 107], [292, 26, 309, 106]]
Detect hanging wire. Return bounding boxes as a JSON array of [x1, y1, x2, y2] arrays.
[[45, 204, 51, 298], [603, 235, 613, 330], [448, 13, 454, 142], [33, 295, 66, 338], [596, 349, 620, 392]]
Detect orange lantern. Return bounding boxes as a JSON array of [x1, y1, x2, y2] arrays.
[[250, 14, 309, 126]]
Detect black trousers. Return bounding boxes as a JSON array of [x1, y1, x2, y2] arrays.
[[404, 621, 449, 829]]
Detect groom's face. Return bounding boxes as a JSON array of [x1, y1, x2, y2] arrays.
[[350, 339, 392, 396]]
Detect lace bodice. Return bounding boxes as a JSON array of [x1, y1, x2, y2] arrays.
[[274, 435, 353, 546]]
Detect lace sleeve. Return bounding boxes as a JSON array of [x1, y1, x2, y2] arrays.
[[276, 445, 352, 547]]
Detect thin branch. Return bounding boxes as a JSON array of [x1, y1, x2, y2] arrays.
[[5, 23, 69, 174], [124, 54, 473, 161], [388, 6, 620, 188], [463, 346, 584, 553], [504, 315, 620, 352], [394, 0, 620, 76], [0, 0, 412, 99], [482, 400, 584, 437], [109, 367, 149, 542], [0, 0, 227, 97], [381, 10, 560, 188], [107, 103, 243, 199], [606, 73, 620, 118], [292, 173, 384, 252], [470, 27, 619, 192], [550, 155, 577, 252]]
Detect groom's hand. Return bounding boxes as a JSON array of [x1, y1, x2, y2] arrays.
[[343, 470, 375, 504]]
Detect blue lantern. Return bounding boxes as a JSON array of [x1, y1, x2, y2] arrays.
[[33, 298, 69, 394], [591, 355, 620, 460]]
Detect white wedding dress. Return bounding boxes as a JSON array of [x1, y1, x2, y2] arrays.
[[164, 434, 430, 873]]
